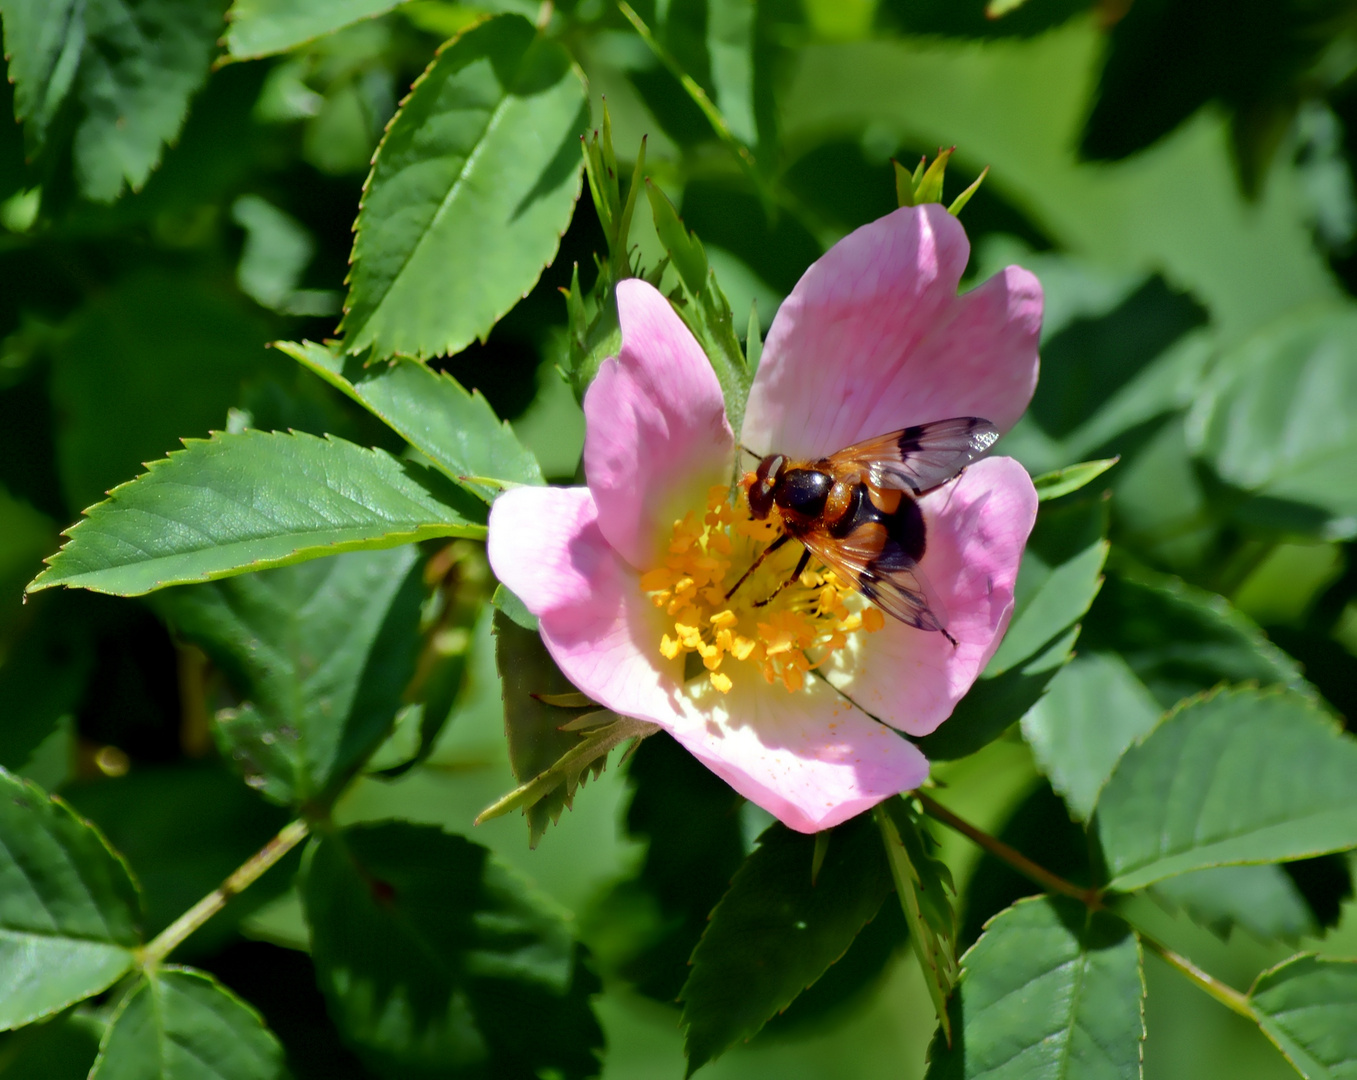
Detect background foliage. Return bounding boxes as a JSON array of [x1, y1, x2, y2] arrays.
[[1, 0, 1357, 1077]]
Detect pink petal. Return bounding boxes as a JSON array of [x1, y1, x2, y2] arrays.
[[824, 456, 1038, 736], [486, 485, 684, 721], [488, 485, 929, 832], [665, 677, 931, 833], [742, 204, 1042, 460], [584, 278, 735, 570]]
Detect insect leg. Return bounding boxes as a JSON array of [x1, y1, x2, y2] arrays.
[[724, 532, 790, 601], [753, 546, 812, 608]]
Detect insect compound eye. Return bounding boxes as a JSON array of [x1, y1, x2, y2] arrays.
[[748, 479, 775, 518], [755, 454, 785, 485], [775, 469, 833, 517]]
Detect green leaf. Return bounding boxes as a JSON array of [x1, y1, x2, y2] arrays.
[[0, 768, 140, 1031], [1187, 308, 1357, 540], [924, 896, 1144, 1080], [1094, 687, 1357, 892], [1152, 865, 1318, 944], [878, 800, 959, 1044], [490, 582, 537, 631], [63, 765, 292, 955], [302, 821, 603, 1079], [340, 14, 588, 360], [679, 816, 895, 1073], [232, 197, 338, 317], [1026, 568, 1317, 826], [1079, 570, 1313, 710], [1021, 651, 1162, 821], [28, 430, 485, 598], [487, 611, 653, 845], [0, 0, 85, 148], [50, 273, 277, 514], [1248, 954, 1357, 1080], [224, 0, 403, 59], [0, 1009, 105, 1079], [71, 0, 222, 202], [1031, 458, 1119, 501], [644, 178, 752, 435], [277, 340, 543, 500], [90, 967, 290, 1080], [916, 492, 1108, 761], [156, 547, 426, 808]]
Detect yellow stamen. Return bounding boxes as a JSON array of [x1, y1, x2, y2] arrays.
[[641, 483, 886, 694]]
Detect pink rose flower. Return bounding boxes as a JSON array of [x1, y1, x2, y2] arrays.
[[488, 204, 1041, 833]]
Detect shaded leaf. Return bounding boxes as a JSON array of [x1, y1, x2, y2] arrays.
[[73, 0, 223, 202], [879, 800, 958, 1044], [279, 340, 543, 501], [925, 896, 1144, 1080], [341, 14, 588, 360], [1021, 651, 1162, 821], [90, 967, 290, 1080], [0, 1009, 104, 1079], [1079, 570, 1313, 710], [63, 765, 293, 955], [224, 0, 403, 59], [1249, 954, 1357, 1080], [489, 611, 651, 844], [157, 547, 426, 808], [302, 821, 603, 1079], [1187, 308, 1357, 540], [50, 273, 277, 513], [1152, 866, 1318, 944], [0, 768, 140, 1030], [28, 430, 485, 598], [1094, 687, 1357, 892], [645, 178, 751, 435], [679, 816, 895, 1073], [0, 0, 85, 148], [917, 492, 1108, 761]]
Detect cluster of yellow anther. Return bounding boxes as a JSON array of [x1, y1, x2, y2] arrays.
[[640, 484, 885, 695]]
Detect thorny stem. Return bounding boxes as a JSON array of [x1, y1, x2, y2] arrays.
[[914, 791, 1257, 1021], [139, 818, 310, 967]]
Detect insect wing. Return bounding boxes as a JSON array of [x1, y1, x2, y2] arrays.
[[830, 417, 998, 495], [800, 523, 950, 635]]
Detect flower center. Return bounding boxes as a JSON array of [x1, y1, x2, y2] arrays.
[[639, 483, 885, 695]]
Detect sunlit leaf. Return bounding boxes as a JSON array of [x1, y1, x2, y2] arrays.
[[90, 967, 290, 1080], [224, 0, 403, 60], [28, 431, 485, 598], [0, 768, 140, 1031], [1249, 954, 1357, 1080], [1187, 308, 1357, 540], [1094, 687, 1357, 892], [278, 340, 543, 500], [924, 896, 1144, 1080], [341, 14, 588, 360]]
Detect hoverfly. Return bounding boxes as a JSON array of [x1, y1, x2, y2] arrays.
[[728, 417, 1000, 645]]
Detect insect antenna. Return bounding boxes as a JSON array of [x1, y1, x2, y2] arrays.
[[737, 443, 763, 461]]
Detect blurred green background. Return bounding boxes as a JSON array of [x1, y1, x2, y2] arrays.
[[2, 0, 1356, 1076]]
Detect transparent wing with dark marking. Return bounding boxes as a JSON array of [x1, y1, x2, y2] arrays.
[[799, 523, 952, 638], [827, 417, 998, 496]]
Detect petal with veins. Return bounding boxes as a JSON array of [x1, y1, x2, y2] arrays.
[[744, 204, 1041, 459], [823, 456, 1038, 736], [584, 278, 735, 571]]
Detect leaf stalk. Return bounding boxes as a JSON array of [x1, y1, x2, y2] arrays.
[[139, 817, 311, 966]]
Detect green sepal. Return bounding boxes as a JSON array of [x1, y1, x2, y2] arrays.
[[876, 798, 959, 1045]]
